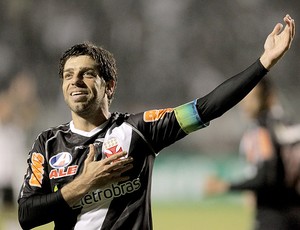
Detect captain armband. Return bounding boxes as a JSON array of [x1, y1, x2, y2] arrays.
[[174, 100, 209, 134]]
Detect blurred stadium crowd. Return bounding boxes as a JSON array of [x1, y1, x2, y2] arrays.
[[0, 0, 299, 151]]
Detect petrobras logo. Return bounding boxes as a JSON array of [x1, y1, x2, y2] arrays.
[[49, 152, 78, 179], [73, 178, 141, 209]]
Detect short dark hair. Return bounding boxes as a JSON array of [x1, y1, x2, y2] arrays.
[[59, 42, 118, 84]]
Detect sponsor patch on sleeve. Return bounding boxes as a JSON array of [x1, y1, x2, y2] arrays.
[[29, 152, 45, 188], [143, 108, 173, 122]]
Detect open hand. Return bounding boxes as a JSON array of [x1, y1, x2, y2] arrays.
[[61, 144, 133, 206], [260, 14, 295, 70], [81, 144, 134, 190]]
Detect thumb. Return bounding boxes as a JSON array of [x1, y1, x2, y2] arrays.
[[271, 23, 283, 35]]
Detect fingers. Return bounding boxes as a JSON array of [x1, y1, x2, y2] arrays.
[[102, 152, 133, 176], [110, 163, 134, 182], [283, 14, 295, 39], [273, 14, 295, 39], [103, 151, 129, 164], [109, 158, 133, 172], [283, 15, 295, 49], [271, 23, 283, 36], [80, 145, 134, 190], [288, 15, 296, 39], [99, 155, 134, 185], [85, 144, 96, 163]]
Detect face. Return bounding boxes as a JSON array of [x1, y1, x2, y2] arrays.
[[62, 55, 109, 117]]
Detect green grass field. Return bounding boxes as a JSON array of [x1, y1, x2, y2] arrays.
[[3, 197, 253, 230], [152, 200, 253, 230]]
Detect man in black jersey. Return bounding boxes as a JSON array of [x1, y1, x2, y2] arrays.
[[18, 15, 295, 230]]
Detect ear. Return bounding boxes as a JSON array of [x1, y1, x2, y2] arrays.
[[105, 79, 116, 99]]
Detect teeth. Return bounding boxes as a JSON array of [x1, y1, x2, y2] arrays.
[[71, 92, 85, 96]]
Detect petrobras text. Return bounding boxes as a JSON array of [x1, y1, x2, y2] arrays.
[[73, 178, 141, 209]]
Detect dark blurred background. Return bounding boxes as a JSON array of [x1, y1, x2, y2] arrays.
[[0, 0, 299, 153]]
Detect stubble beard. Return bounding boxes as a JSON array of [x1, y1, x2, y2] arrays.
[[67, 97, 93, 117], [68, 97, 105, 119]]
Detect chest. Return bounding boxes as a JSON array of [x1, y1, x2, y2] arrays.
[[44, 123, 150, 188]]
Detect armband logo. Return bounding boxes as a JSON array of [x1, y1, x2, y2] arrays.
[[29, 152, 45, 188], [143, 108, 173, 122]]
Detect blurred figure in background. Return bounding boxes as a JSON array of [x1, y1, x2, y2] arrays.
[[0, 72, 40, 229], [204, 78, 300, 230]]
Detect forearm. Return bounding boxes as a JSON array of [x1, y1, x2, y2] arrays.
[[197, 59, 268, 123], [61, 174, 90, 207], [260, 53, 274, 70], [18, 190, 70, 229]]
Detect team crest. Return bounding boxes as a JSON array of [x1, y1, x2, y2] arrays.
[[103, 137, 124, 158]]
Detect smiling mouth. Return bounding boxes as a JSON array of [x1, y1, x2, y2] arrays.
[[71, 91, 88, 96], [69, 91, 89, 102]]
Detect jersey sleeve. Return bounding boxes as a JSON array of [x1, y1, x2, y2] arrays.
[[197, 59, 268, 123], [127, 102, 208, 153], [18, 132, 72, 229], [129, 59, 268, 153]]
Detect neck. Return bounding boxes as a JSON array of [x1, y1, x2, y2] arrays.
[[71, 110, 111, 132]]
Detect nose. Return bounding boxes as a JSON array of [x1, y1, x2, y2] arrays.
[[71, 73, 85, 86]]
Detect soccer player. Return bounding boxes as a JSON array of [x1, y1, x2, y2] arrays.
[[18, 15, 295, 229], [204, 77, 300, 230]]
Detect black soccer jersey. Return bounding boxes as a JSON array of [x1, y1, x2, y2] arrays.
[[18, 101, 207, 230], [18, 59, 268, 230]]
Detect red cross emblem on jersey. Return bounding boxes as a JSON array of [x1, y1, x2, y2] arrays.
[[103, 138, 124, 158]]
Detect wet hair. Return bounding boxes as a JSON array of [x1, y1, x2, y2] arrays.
[[59, 42, 118, 83]]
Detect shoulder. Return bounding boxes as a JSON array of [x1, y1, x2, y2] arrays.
[[35, 122, 71, 141], [111, 112, 135, 124]]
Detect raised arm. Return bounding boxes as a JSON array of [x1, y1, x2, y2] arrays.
[[260, 14, 295, 70], [197, 15, 295, 123]]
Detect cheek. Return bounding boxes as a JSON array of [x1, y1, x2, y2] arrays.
[[62, 83, 69, 98], [93, 87, 106, 99], [93, 80, 106, 96]]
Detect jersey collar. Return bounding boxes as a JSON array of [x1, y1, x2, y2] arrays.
[[70, 120, 109, 137]]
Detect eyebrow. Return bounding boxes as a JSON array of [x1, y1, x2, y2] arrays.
[[63, 68, 74, 73], [63, 67, 95, 73]]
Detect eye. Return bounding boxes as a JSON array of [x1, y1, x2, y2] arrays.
[[63, 73, 73, 80], [83, 71, 97, 78]]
